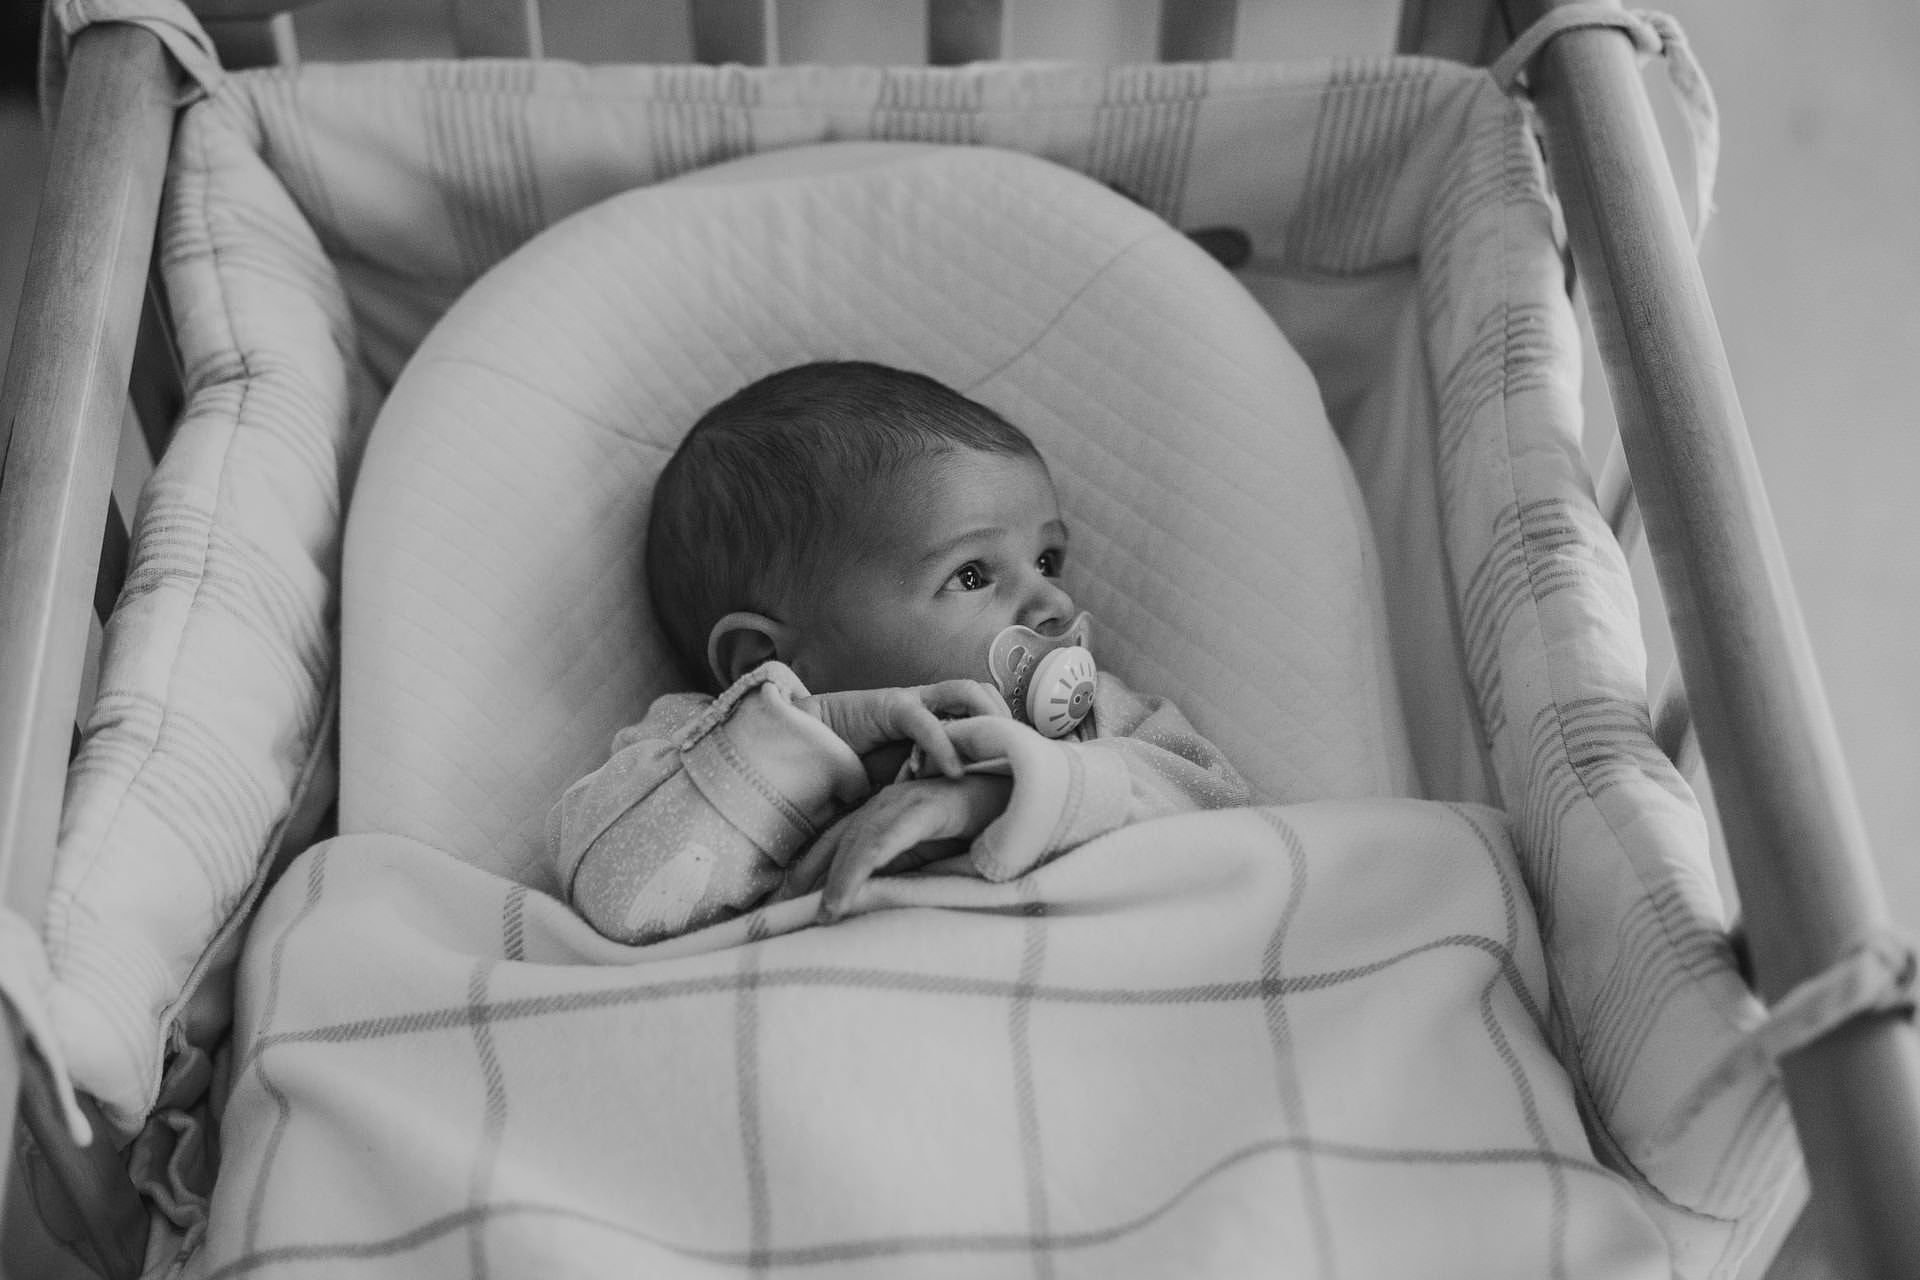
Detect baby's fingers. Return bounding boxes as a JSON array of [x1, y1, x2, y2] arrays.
[[919, 679, 1011, 721], [820, 807, 947, 922], [892, 701, 963, 779], [779, 820, 847, 902], [818, 839, 899, 922]]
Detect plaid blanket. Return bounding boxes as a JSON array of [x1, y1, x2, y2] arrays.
[[186, 800, 1668, 1278]]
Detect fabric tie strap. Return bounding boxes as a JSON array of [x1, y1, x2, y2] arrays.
[[40, 0, 224, 113], [1489, 6, 1719, 249], [0, 907, 94, 1147], [1645, 928, 1918, 1158]]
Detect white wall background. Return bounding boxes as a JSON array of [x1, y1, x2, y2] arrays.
[[1645, 0, 1920, 941]]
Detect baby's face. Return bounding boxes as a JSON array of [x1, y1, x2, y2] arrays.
[[782, 449, 1076, 695]]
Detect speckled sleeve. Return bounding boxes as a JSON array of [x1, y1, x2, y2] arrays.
[[1084, 674, 1250, 820], [546, 662, 869, 945]]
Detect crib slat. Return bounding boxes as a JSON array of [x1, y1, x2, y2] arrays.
[[1512, 3, 1920, 1275], [927, 0, 1003, 65], [1394, 0, 1509, 63], [130, 282, 183, 464], [1764, 1202, 1840, 1280], [199, 13, 299, 69], [115, 401, 159, 551], [186, 0, 321, 14], [0, 20, 177, 1213], [1650, 669, 1697, 775], [691, 0, 772, 64], [200, 16, 277, 69], [93, 496, 132, 627], [451, 0, 545, 58], [1157, 0, 1238, 62], [1595, 430, 1641, 551]]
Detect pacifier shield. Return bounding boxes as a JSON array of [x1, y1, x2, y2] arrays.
[[1027, 646, 1097, 738], [987, 611, 1096, 739]]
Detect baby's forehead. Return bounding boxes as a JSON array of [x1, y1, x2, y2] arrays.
[[838, 447, 1061, 548], [883, 444, 1054, 502]]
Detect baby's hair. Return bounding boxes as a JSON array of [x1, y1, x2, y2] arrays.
[[646, 361, 1040, 690]]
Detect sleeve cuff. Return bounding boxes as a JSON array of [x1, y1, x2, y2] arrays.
[[677, 662, 869, 866]]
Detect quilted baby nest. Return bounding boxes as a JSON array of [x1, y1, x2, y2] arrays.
[[339, 140, 1415, 891]]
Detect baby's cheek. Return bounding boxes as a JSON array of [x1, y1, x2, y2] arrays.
[[865, 611, 984, 688], [936, 626, 1002, 687]]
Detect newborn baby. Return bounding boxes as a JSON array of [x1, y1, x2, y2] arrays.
[[547, 361, 1247, 943]]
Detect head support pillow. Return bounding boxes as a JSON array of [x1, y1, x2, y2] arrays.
[[341, 142, 1413, 889]]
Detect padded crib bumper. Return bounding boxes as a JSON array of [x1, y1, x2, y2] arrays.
[[40, 35, 1793, 1278]]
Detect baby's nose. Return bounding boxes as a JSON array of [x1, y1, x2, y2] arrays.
[[1022, 577, 1076, 634]]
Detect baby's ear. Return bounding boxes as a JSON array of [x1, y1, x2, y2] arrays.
[[706, 611, 792, 689]]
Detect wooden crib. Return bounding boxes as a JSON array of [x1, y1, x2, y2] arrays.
[[1, 1, 1915, 1276]]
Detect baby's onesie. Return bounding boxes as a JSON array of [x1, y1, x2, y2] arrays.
[[547, 661, 1247, 945]]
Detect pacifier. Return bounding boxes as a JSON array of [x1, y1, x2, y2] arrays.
[[987, 611, 1097, 739]]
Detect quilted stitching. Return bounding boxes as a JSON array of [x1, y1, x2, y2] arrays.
[[343, 145, 1395, 895]]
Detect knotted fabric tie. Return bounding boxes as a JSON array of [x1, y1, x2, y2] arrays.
[[1489, 6, 1719, 249], [40, 0, 224, 113], [1646, 928, 1918, 1157], [0, 906, 94, 1147]]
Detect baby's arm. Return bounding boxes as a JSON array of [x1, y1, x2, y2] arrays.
[[549, 666, 1004, 944], [548, 663, 870, 944], [799, 675, 1248, 918], [782, 774, 1014, 919], [954, 676, 1248, 884]]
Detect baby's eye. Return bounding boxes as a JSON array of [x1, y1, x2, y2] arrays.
[[1037, 549, 1065, 577], [948, 562, 990, 592]]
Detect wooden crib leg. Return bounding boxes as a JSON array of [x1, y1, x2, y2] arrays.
[[0, 19, 178, 1245], [1510, 2, 1920, 1276], [1767, 1198, 1845, 1280]]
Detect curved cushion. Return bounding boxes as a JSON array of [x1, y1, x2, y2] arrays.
[[340, 141, 1413, 889], [43, 99, 361, 1130]]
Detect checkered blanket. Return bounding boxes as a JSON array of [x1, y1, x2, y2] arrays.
[[188, 800, 1669, 1278]]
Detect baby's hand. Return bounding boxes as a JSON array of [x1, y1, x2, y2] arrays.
[[778, 774, 1015, 920], [799, 682, 1009, 780]]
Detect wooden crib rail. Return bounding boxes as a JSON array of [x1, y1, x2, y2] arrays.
[[695, 0, 1247, 64], [1507, 1, 1920, 1275], [0, 17, 177, 1246], [688, 0, 1247, 64], [183, 0, 1252, 65]]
